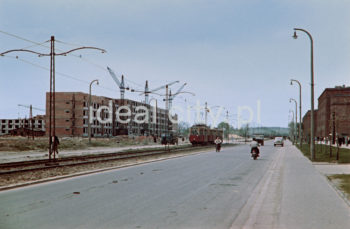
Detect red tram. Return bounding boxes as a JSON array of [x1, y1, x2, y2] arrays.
[[189, 124, 223, 145]]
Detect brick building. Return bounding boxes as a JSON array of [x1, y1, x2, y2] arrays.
[[45, 92, 177, 137], [316, 86, 350, 138], [0, 115, 45, 136], [302, 85, 350, 140], [302, 110, 317, 142]]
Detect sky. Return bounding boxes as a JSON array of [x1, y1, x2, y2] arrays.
[[1, 0, 350, 128]]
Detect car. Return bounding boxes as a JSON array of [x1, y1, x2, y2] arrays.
[[274, 137, 284, 147]]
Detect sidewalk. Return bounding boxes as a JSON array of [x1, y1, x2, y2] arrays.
[[279, 142, 350, 228], [233, 141, 350, 229]]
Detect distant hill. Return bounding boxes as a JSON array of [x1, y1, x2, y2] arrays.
[[248, 127, 289, 137], [231, 126, 289, 137]]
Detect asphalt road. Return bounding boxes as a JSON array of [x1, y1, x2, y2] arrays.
[[1, 141, 349, 229]]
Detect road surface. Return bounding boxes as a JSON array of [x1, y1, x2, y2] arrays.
[[1, 141, 349, 229]]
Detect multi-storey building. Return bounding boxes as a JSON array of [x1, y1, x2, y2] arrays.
[[302, 85, 350, 141], [302, 110, 317, 142], [45, 92, 178, 137], [0, 115, 45, 136]]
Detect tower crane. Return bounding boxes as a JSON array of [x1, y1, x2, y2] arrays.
[[168, 83, 187, 110], [140, 80, 179, 104], [107, 66, 129, 100]]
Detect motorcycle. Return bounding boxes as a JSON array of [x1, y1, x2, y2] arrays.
[[251, 147, 259, 160], [216, 143, 221, 152]]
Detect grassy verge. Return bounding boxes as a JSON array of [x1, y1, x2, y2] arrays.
[[0, 136, 163, 152], [327, 174, 350, 202], [297, 143, 350, 163]]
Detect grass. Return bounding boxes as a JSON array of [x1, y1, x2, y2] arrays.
[[297, 143, 350, 163], [327, 174, 350, 201], [0, 136, 161, 152]]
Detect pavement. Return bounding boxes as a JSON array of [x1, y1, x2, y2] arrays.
[[314, 163, 350, 175], [0, 141, 349, 229]]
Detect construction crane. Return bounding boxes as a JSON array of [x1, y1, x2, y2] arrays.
[[18, 104, 45, 139], [107, 66, 129, 100], [168, 83, 187, 110], [140, 80, 179, 104]]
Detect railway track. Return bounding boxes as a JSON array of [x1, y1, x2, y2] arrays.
[[0, 145, 214, 175]]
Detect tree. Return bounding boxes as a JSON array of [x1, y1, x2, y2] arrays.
[[178, 121, 190, 137], [217, 121, 230, 138]]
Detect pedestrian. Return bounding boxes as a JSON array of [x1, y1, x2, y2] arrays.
[[52, 135, 60, 155]]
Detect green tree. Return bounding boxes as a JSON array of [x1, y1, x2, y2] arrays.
[[178, 121, 190, 137]]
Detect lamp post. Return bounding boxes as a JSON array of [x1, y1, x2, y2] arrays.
[[290, 79, 302, 148], [289, 109, 295, 142], [290, 98, 298, 145], [88, 79, 99, 144], [293, 28, 315, 160]]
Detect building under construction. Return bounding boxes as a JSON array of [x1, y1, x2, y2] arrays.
[[45, 92, 178, 137], [0, 115, 46, 136]]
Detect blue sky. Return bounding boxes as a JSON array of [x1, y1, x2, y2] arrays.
[[1, 0, 350, 127]]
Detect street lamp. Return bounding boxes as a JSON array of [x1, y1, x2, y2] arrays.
[[290, 79, 302, 148], [289, 109, 295, 142], [88, 79, 99, 144], [289, 98, 298, 145], [293, 28, 315, 160]]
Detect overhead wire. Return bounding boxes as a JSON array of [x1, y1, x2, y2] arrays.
[[0, 30, 189, 101], [1, 55, 119, 93]]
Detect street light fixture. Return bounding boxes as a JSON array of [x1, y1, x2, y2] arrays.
[[290, 79, 302, 148], [293, 27, 315, 160], [88, 79, 99, 144]]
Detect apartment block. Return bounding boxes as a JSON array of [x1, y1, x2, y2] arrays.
[[0, 115, 45, 136], [45, 92, 177, 137]]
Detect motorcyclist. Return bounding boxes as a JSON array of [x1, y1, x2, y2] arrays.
[[215, 137, 222, 152], [250, 139, 260, 157]]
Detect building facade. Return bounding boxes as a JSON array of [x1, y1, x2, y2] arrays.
[[302, 110, 317, 142], [302, 86, 350, 141], [317, 86, 350, 139], [45, 92, 178, 137], [0, 115, 45, 136]]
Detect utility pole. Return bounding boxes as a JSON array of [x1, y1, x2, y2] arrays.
[[1, 36, 106, 162], [226, 110, 229, 143]]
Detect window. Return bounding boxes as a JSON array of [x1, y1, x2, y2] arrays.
[[65, 110, 70, 113], [66, 119, 70, 122], [66, 101, 70, 104], [65, 128, 70, 131]]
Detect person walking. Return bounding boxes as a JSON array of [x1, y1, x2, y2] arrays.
[[52, 135, 60, 155]]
